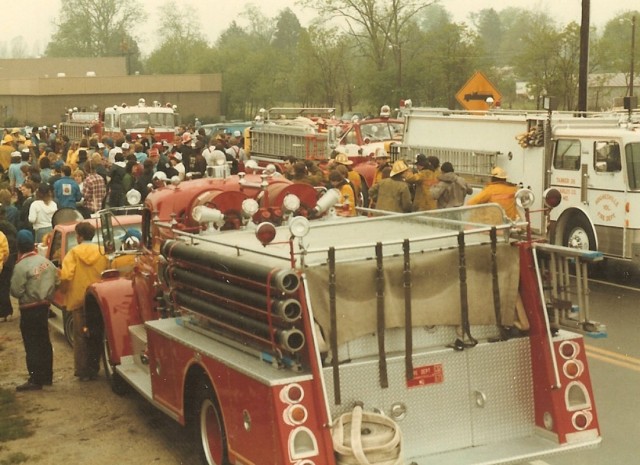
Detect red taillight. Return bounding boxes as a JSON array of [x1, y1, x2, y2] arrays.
[[572, 410, 592, 430], [559, 341, 579, 359], [280, 383, 305, 404], [543, 188, 562, 209]]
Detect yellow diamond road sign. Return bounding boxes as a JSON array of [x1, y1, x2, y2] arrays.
[[456, 71, 502, 111]]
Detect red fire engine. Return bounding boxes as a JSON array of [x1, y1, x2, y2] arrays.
[[248, 106, 403, 179], [58, 110, 103, 141], [88, 171, 602, 465], [59, 99, 178, 143]]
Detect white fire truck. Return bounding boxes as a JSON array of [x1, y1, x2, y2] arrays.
[[394, 106, 640, 263], [103, 99, 178, 142], [85, 169, 601, 465], [59, 99, 178, 143]]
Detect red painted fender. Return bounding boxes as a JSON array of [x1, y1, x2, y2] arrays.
[[88, 276, 143, 365]]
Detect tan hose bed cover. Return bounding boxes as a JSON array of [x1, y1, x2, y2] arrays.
[[305, 242, 520, 347]]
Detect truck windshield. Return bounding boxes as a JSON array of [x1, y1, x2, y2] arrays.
[[359, 122, 404, 142], [625, 142, 640, 190], [66, 223, 142, 252], [120, 112, 175, 129]]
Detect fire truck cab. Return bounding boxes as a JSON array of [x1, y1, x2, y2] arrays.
[[103, 100, 178, 142], [395, 106, 640, 264]]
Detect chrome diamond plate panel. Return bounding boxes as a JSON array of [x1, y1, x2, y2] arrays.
[[467, 338, 534, 445], [325, 347, 473, 456], [323, 337, 535, 460]]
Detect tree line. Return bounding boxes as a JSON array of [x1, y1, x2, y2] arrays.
[[11, 0, 640, 120]]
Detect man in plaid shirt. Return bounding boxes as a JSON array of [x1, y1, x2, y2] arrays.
[[83, 159, 106, 214]]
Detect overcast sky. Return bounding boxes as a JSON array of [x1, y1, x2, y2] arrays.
[[5, 0, 640, 56]]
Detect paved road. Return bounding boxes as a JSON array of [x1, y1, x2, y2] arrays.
[[535, 260, 640, 465]]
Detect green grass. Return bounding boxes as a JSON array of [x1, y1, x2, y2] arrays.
[[0, 388, 33, 443]]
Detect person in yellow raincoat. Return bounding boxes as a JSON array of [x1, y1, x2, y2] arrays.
[[329, 170, 357, 217], [405, 154, 438, 211], [333, 152, 366, 207], [0, 230, 8, 273], [59, 222, 109, 381], [0, 134, 14, 171], [467, 167, 518, 220]]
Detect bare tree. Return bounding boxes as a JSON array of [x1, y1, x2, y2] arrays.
[[45, 0, 143, 58], [299, 0, 433, 71], [10, 37, 28, 58]]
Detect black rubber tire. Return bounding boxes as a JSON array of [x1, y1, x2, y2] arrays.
[[562, 215, 605, 277], [102, 335, 129, 396], [63, 310, 74, 347], [562, 215, 596, 251], [193, 382, 228, 465]]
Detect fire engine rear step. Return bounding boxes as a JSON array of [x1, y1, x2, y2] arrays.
[[409, 434, 600, 465]]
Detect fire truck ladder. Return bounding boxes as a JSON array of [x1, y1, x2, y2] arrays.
[[393, 144, 497, 180], [533, 243, 606, 337]]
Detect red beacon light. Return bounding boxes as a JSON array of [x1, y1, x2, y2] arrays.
[[256, 222, 277, 246], [543, 188, 562, 209]]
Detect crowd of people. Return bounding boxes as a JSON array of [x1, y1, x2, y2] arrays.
[[0, 123, 249, 262], [281, 147, 517, 220], [0, 121, 518, 392], [0, 122, 247, 391]]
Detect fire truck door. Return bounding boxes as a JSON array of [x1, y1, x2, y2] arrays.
[[549, 138, 583, 206], [587, 140, 626, 256], [132, 255, 159, 322]]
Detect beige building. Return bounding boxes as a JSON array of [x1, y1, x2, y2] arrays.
[[0, 57, 222, 125]]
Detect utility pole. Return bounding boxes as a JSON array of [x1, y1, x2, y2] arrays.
[[631, 15, 636, 97], [577, 0, 590, 113]]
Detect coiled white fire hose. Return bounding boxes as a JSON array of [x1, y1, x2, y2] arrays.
[[332, 404, 403, 465]]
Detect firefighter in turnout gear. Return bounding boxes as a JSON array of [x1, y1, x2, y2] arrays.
[[405, 154, 438, 211], [467, 166, 518, 220]]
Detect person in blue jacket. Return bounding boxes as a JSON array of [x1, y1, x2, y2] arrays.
[[53, 165, 82, 209]]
